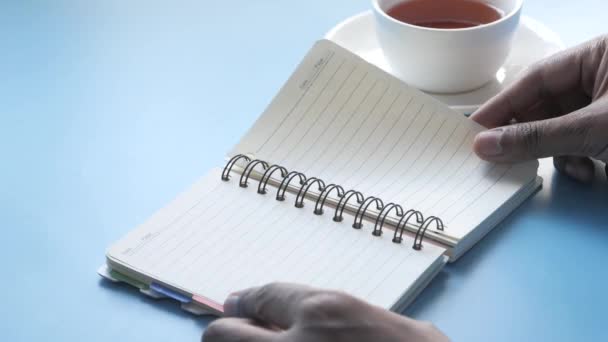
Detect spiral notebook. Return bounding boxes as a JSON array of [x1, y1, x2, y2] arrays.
[[102, 39, 541, 315]]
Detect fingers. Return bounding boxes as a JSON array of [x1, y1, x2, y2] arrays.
[[202, 318, 278, 342], [473, 106, 601, 162], [224, 283, 318, 329], [554, 156, 596, 183], [471, 38, 601, 128]]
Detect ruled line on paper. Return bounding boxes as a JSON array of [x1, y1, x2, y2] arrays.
[[422, 163, 497, 215], [161, 197, 282, 277], [176, 201, 296, 286], [283, 71, 371, 170], [352, 109, 439, 190], [147, 193, 254, 271], [255, 50, 336, 154], [412, 149, 478, 209], [335, 95, 415, 186], [315, 88, 403, 178], [395, 130, 472, 203], [264, 58, 348, 161], [368, 114, 448, 196], [441, 165, 511, 222], [338, 102, 425, 188], [126, 181, 224, 259], [313, 84, 394, 177], [274, 64, 358, 166], [377, 121, 462, 201]]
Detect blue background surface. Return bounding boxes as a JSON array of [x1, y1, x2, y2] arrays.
[[1, 1, 607, 341]]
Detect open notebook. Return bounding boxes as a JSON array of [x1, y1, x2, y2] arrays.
[[100, 40, 540, 316]]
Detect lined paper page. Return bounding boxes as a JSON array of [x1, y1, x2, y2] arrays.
[[108, 169, 445, 309], [230, 40, 538, 239]]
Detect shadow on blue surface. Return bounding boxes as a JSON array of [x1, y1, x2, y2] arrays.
[[405, 168, 608, 318], [545, 167, 607, 231]]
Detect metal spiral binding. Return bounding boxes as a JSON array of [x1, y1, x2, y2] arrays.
[[314, 184, 345, 215], [393, 210, 424, 244], [352, 197, 384, 229], [221, 155, 444, 250], [276, 171, 306, 201], [333, 190, 364, 222], [413, 216, 444, 250], [295, 178, 326, 208], [373, 203, 404, 237], [239, 159, 269, 188], [258, 165, 288, 195], [221, 154, 251, 181]]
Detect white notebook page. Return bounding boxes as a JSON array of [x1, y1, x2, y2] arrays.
[[230, 40, 539, 240], [107, 168, 445, 310]]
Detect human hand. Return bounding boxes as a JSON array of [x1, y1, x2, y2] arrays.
[[472, 36, 608, 182], [202, 283, 450, 342]]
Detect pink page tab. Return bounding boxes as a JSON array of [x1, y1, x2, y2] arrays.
[[193, 295, 224, 314]]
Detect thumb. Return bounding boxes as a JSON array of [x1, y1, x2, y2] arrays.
[[223, 283, 318, 329], [473, 109, 596, 162]]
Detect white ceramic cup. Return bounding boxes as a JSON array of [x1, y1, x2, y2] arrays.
[[372, 0, 523, 93]]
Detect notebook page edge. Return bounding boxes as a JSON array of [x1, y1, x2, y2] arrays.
[[391, 255, 448, 313], [449, 175, 543, 261]]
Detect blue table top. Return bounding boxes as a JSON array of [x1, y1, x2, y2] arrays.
[[1, 1, 607, 341]]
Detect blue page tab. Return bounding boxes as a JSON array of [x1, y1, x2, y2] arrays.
[[150, 283, 192, 303]]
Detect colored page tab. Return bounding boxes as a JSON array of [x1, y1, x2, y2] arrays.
[[150, 283, 191, 303], [110, 269, 149, 290], [193, 295, 224, 314]]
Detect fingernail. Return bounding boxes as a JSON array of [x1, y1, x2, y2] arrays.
[[223, 294, 240, 317], [476, 128, 504, 157]]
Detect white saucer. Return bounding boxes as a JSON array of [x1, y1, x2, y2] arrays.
[[325, 11, 565, 115]]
